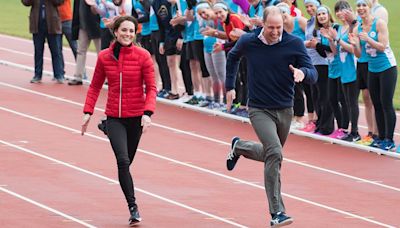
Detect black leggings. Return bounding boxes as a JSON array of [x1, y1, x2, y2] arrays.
[[151, 31, 171, 91], [368, 67, 397, 140], [180, 43, 194, 95], [106, 117, 143, 209], [328, 77, 348, 129], [312, 65, 334, 135], [293, 82, 314, 117], [342, 81, 360, 133]]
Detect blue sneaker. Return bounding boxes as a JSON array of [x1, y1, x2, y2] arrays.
[[226, 137, 240, 171], [370, 138, 382, 148], [379, 139, 395, 151], [270, 212, 293, 227], [157, 89, 169, 98]]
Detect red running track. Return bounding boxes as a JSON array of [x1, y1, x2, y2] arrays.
[[0, 34, 400, 227]]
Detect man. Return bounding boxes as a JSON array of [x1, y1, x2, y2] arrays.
[[68, 0, 101, 85], [21, 0, 65, 84], [225, 6, 317, 227]]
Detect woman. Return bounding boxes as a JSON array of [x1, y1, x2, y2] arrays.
[[197, 1, 227, 108], [302, 0, 323, 133], [81, 16, 157, 225], [212, 2, 248, 115], [316, 5, 350, 138], [350, 0, 397, 150], [324, 0, 360, 141]]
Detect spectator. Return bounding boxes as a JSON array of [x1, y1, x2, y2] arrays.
[[68, 0, 101, 85], [58, 0, 78, 59], [21, 0, 65, 84]]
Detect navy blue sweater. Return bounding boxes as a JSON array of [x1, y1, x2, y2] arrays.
[[226, 28, 318, 110]]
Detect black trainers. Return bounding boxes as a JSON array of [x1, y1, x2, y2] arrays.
[[129, 207, 142, 226], [30, 77, 42, 84], [226, 137, 240, 171], [342, 132, 361, 142], [68, 79, 83, 86], [270, 212, 293, 227]]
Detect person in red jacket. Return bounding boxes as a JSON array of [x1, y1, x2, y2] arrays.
[[81, 15, 157, 226]]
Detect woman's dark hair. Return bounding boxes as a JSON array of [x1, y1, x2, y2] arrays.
[[293, 0, 297, 7], [314, 5, 335, 30], [334, 0, 351, 13], [112, 15, 139, 33]]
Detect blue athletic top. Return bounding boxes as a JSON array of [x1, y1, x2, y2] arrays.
[[365, 18, 396, 73], [357, 21, 369, 63], [149, 6, 159, 32], [192, 4, 204, 41], [201, 19, 224, 53], [338, 27, 357, 83], [321, 29, 341, 79], [291, 17, 305, 41], [225, 0, 240, 14], [132, 0, 151, 36], [248, 0, 264, 18]]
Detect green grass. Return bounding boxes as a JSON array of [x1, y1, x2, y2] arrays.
[[1, 0, 400, 107]]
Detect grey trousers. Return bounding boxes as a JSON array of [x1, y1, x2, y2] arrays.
[[233, 107, 293, 214]]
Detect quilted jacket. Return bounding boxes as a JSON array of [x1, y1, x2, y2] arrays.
[[83, 42, 156, 118]]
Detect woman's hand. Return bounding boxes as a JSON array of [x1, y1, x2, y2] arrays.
[[141, 115, 151, 133], [159, 43, 165, 55], [81, 114, 91, 135], [213, 42, 223, 53]]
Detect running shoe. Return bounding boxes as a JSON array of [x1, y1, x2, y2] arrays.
[[329, 129, 347, 139], [129, 207, 142, 226], [157, 89, 169, 98], [341, 132, 361, 142], [290, 120, 305, 130], [301, 121, 316, 132], [370, 138, 382, 148], [379, 139, 395, 151], [270, 212, 293, 227], [356, 134, 374, 146], [30, 77, 42, 84], [226, 137, 240, 171]]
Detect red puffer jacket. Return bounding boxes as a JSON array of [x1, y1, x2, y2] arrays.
[[83, 43, 156, 118]]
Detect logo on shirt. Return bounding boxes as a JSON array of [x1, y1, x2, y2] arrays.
[[369, 31, 376, 38]]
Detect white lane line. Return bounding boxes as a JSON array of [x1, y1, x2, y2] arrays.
[[0, 140, 248, 228], [1, 81, 400, 192], [0, 107, 396, 228], [0, 34, 98, 57], [0, 186, 96, 228], [1, 33, 400, 118], [0, 47, 94, 70]]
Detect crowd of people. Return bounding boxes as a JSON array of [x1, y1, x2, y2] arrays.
[[21, 0, 396, 227], [21, 0, 397, 152]]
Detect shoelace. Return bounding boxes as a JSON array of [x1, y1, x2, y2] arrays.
[[227, 151, 235, 160]]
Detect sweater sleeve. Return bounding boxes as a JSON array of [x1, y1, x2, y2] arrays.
[[83, 53, 106, 115], [225, 35, 246, 91]]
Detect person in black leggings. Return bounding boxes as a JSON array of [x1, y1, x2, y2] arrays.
[[81, 16, 157, 226]]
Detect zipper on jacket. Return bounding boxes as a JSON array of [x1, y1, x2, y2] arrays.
[[119, 72, 122, 118]]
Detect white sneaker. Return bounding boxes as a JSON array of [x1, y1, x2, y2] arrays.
[[290, 120, 305, 130]]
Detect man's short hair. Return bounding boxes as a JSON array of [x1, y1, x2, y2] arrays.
[[262, 6, 284, 23]]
